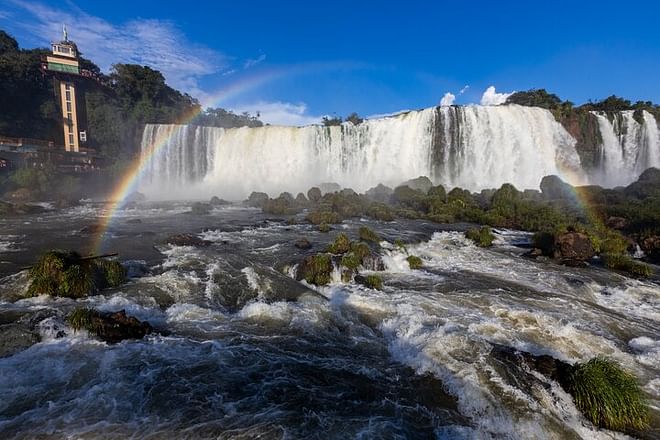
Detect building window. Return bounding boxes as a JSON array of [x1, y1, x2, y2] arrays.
[[65, 83, 70, 91], [68, 125, 74, 134], [67, 112, 72, 121], [66, 102, 72, 111], [69, 134, 75, 145], [65, 91, 71, 101]]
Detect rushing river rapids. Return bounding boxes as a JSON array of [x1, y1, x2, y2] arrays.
[[0, 203, 659, 439]]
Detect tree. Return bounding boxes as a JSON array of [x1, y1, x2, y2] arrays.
[[345, 112, 363, 125], [321, 115, 342, 126]]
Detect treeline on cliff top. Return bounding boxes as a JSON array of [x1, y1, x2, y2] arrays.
[[0, 30, 262, 163]]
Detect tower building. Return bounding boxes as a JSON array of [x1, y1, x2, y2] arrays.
[[43, 25, 87, 152]]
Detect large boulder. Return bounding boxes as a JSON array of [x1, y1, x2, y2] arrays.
[[68, 308, 152, 343], [640, 235, 660, 264], [365, 184, 393, 203], [166, 233, 211, 247], [540, 175, 574, 200], [553, 231, 595, 263], [209, 196, 230, 206], [246, 191, 269, 208], [319, 182, 341, 194], [400, 176, 433, 193], [307, 187, 322, 202]]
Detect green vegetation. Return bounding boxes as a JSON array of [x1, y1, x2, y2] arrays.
[[363, 274, 383, 290], [601, 254, 652, 278], [297, 253, 334, 286], [358, 226, 380, 243], [406, 255, 423, 269], [307, 210, 341, 225], [318, 223, 331, 233], [565, 358, 649, 432], [67, 307, 101, 333], [327, 233, 352, 254], [465, 226, 495, 247], [321, 116, 342, 126], [26, 250, 126, 298], [351, 242, 371, 260], [341, 252, 362, 270]]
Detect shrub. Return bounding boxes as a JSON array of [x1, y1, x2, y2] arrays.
[[306, 210, 341, 225], [428, 184, 447, 201], [67, 307, 101, 333], [318, 223, 331, 233], [341, 252, 361, 270], [358, 226, 380, 243], [565, 357, 648, 431], [406, 255, 423, 269], [602, 254, 652, 278], [465, 226, 495, 247], [327, 233, 352, 254], [367, 202, 395, 221], [297, 253, 334, 286], [351, 241, 371, 259], [95, 259, 127, 287], [364, 274, 383, 290]]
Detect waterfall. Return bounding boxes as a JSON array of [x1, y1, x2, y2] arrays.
[[139, 105, 659, 200], [591, 110, 660, 187]]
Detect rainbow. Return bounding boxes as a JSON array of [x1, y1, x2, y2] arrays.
[[90, 62, 359, 254]]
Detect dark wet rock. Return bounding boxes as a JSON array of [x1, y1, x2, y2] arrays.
[[306, 210, 341, 225], [295, 193, 308, 205], [6, 188, 34, 202], [524, 248, 544, 258], [554, 231, 595, 263], [400, 176, 433, 193], [263, 194, 302, 215], [209, 196, 230, 206], [54, 198, 79, 209], [362, 253, 385, 271], [126, 218, 142, 224], [340, 188, 357, 197], [79, 224, 104, 234], [294, 238, 312, 250], [606, 216, 628, 230], [540, 175, 574, 201], [0, 324, 40, 357], [640, 235, 660, 263], [307, 187, 322, 202], [190, 202, 212, 215], [319, 182, 341, 194], [355, 274, 383, 290], [12, 203, 46, 215], [246, 191, 270, 208], [624, 167, 660, 199], [490, 345, 572, 389], [68, 308, 152, 343], [166, 233, 211, 247], [365, 184, 394, 203]]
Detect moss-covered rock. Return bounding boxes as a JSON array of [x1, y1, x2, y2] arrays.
[[327, 233, 352, 254], [306, 210, 341, 225], [246, 191, 269, 208], [318, 223, 331, 233], [355, 274, 383, 290], [465, 226, 495, 247], [26, 251, 126, 298], [340, 252, 361, 270], [564, 357, 649, 432], [190, 202, 211, 215], [358, 226, 380, 243], [602, 253, 652, 278], [67, 307, 152, 343], [406, 255, 423, 269], [351, 241, 371, 260], [296, 253, 334, 286], [307, 187, 322, 202]]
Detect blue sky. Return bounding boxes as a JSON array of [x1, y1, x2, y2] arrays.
[[2, 0, 659, 125]]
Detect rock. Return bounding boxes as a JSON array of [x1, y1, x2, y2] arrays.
[[79, 224, 104, 234], [296, 254, 333, 286], [68, 308, 152, 343], [554, 231, 595, 263], [166, 233, 211, 247], [361, 254, 385, 271], [319, 182, 341, 194], [306, 210, 341, 225], [54, 198, 79, 209], [605, 216, 628, 230], [524, 248, 544, 258], [355, 274, 383, 290], [0, 200, 14, 215], [365, 184, 394, 203], [307, 187, 322, 203], [7, 188, 34, 202], [0, 324, 40, 357], [190, 202, 211, 215], [209, 196, 230, 206], [126, 218, 142, 224], [12, 203, 46, 215], [400, 176, 433, 193], [295, 193, 308, 205], [294, 238, 312, 250], [540, 175, 574, 200], [246, 192, 269, 208], [640, 235, 660, 263], [339, 188, 357, 197]]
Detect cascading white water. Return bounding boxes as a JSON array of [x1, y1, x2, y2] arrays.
[[139, 105, 659, 199], [592, 110, 660, 187]]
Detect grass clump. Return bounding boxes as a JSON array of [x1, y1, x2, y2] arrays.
[[364, 274, 383, 290], [298, 253, 334, 286], [307, 210, 341, 225], [95, 259, 127, 287], [565, 357, 649, 432], [318, 223, 331, 233], [465, 226, 495, 247], [67, 307, 101, 333], [358, 226, 380, 243], [602, 253, 652, 278], [327, 233, 352, 254], [406, 255, 423, 269], [341, 252, 362, 270], [351, 241, 371, 260]]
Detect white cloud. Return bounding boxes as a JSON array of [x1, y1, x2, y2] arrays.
[[231, 101, 322, 126], [459, 85, 470, 95], [440, 92, 455, 106], [243, 54, 266, 69], [4, 0, 224, 94], [480, 86, 514, 105]]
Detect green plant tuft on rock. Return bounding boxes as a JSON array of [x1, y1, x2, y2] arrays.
[[307, 210, 341, 225], [351, 241, 371, 260], [602, 253, 652, 278], [465, 226, 495, 247], [406, 255, 423, 269], [95, 259, 127, 287], [341, 252, 361, 270], [327, 233, 352, 254], [318, 223, 331, 233], [298, 253, 334, 286], [67, 307, 102, 333], [565, 357, 649, 432], [364, 274, 383, 290], [358, 226, 380, 243]]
